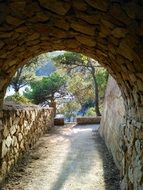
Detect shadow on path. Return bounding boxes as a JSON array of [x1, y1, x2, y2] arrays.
[[1, 124, 120, 190], [50, 124, 120, 190], [92, 129, 121, 190]]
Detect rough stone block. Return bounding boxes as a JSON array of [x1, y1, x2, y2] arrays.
[[0, 106, 54, 183], [54, 116, 64, 126], [76, 116, 101, 124]]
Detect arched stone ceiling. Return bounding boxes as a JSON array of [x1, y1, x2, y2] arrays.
[[0, 0, 142, 119]]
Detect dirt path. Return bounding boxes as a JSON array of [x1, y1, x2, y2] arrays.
[[2, 124, 120, 190]]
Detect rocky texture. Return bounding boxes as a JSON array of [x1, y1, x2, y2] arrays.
[[100, 76, 143, 190], [0, 106, 54, 183], [76, 116, 101, 124], [99, 76, 125, 169], [0, 1, 142, 189]]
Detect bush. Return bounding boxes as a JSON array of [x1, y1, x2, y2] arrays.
[[86, 107, 96, 116], [5, 93, 31, 104], [24, 72, 66, 104]]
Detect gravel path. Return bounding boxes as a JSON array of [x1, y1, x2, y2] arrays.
[[2, 124, 120, 190]]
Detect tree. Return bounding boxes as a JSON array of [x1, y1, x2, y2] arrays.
[[67, 73, 94, 106], [24, 72, 66, 114], [53, 52, 108, 116], [9, 54, 50, 93], [10, 67, 33, 93], [59, 100, 81, 122]]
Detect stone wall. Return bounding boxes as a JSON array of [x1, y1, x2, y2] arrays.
[[99, 76, 143, 189], [0, 106, 54, 182], [99, 76, 125, 169], [76, 116, 101, 124]]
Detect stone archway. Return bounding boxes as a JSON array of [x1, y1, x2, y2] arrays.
[[0, 1, 143, 189]]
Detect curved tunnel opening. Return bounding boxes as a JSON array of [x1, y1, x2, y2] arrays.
[[2, 50, 122, 190], [5, 50, 109, 119]]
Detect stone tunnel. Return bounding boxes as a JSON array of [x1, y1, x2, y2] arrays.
[[0, 1, 143, 189]]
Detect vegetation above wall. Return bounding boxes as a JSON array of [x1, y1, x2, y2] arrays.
[[6, 51, 108, 120]]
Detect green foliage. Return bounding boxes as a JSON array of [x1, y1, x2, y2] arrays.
[[67, 73, 94, 106], [53, 52, 89, 67], [24, 72, 66, 104], [54, 52, 80, 64], [10, 57, 41, 92], [53, 51, 108, 116], [9, 54, 50, 93], [55, 52, 97, 72], [5, 93, 31, 104], [96, 68, 108, 97], [59, 101, 81, 121], [85, 107, 96, 116]]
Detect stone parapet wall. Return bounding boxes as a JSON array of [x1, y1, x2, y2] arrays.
[[99, 76, 125, 169], [0, 106, 54, 182], [76, 116, 101, 124]]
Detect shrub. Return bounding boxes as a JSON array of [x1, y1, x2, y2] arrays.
[[86, 107, 96, 116], [5, 93, 31, 104]]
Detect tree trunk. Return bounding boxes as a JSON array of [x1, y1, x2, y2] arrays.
[[12, 67, 24, 93], [49, 98, 56, 117], [89, 59, 101, 116], [14, 85, 20, 93], [93, 74, 101, 116]]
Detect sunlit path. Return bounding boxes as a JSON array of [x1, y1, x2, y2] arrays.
[[2, 124, 120, 190]]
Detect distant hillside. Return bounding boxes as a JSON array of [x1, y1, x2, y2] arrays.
[[36, 61, 56, 76]]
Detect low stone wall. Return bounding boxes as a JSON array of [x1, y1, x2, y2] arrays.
[[99, 76, 125, 169], [54, 114, 64, 125], [54, 118, 64, 126], [76, 116, 101, 124], [0, 106, 54, 182]]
